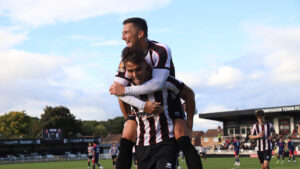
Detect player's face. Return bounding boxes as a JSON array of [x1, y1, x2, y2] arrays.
[[122, 23, 141, 47], [257, 115, 265, 123], [126, 61, 151, 85]]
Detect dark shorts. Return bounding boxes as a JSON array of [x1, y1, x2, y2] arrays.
[[200, 153, 206, 158], [168, 96, 185, 120], [278, 150, 283, 155], [126, 114, 136, 121], [88, 155, 93, 159], [133, 153, 138, 165], [257, 150, 272, 164], [93, 155, 99, 164], [112, 155, 117, 159], [289, 149, 294, 155], [234, 150, 239, 156], [136, 138, 178, 169]]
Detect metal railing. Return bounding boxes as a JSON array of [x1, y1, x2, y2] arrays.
[[0, 154, 110, 164]]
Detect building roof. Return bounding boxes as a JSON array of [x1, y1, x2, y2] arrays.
[[101, 134, 122, 144], [199, 104, 300, 122], [202, 129, 223, 137], [191, 131, 204, 138]]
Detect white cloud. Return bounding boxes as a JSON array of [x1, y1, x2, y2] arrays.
[[0, 49, 67, 84], [0, 0, 172, 27], [71, 105, 111, 121], [177, 65, 243, 89], [206, 66, 243, 88], [0, 28, 27, 49], [201, 104, 230, 114], [193, 104, 227, 131], [177, 72, 203, 87], [12, 99, 57, 118], [193, 116, 222, 131], [246, 25, 300, 84]]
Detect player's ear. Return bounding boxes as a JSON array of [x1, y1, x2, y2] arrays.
[[138, 30, 144, 39]]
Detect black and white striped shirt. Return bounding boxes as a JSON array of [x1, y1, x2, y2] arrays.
[[251, 123, 275, 151], [131, 76, 184, 146]]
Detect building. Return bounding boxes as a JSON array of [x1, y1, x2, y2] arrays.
[[201, 128, 223, 147], [199, 104, 300, 138], [99, 134, 121, 154], [191, 131, 204, 146]]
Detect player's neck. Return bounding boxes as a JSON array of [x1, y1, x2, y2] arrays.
[[139, 38, 148, 53]]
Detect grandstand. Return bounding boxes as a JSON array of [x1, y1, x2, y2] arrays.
[[199, 104, 300, 156], [0, 136, 102, 164]]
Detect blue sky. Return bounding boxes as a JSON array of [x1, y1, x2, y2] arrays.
[[0, 0, 299, 131]]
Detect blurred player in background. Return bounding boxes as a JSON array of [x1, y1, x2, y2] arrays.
[[287, 137, 296, 163], [93, 141, 104, 169], [110, 143, 119, 168], [199, 144, 206, 162], [276, 137, 285, 164], [87, 143, 93, 169], [232, 136, 241, 166]]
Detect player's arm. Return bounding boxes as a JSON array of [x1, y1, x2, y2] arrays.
[[165, 76, 195, 130], [124, 45, 172, 96], [112, 61, 162, 115], [111, 46, 172, 96], [124, 69, 170, 96], [178, 85, 195, 131], [249, 125, 263, 140]]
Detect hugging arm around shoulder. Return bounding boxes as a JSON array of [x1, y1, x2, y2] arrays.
[[124, 69, 170, 96]]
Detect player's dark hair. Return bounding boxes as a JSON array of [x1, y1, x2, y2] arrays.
[[122, 47, 146, 65], [123, 17, 148, 38], [255, 109, 264, 117]]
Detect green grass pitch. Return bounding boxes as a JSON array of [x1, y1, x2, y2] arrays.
[[0, 157, 299, 169]]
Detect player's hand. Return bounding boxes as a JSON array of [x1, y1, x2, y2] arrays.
[[258, 131, 264, 138], [109, 82, 125, 96], [144, 101, 163, 114]]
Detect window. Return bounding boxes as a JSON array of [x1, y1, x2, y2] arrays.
[[279, 118, 290, 136], [241, 128, 246, 135], [213, 137, 219, 142], [204, 137, 209, 142], [228, 128, 235, 135]]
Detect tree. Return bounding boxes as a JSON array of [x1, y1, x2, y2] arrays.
[[94, 124, 108, 137], [81, 121, 108, 137], [0, 111, 31, 139], [106, 116, 125, 134], [40, 106, 82, 138]]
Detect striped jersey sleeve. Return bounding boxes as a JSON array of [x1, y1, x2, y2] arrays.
[[165, 76, 185, 96], [148, 41, 172, 70]]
